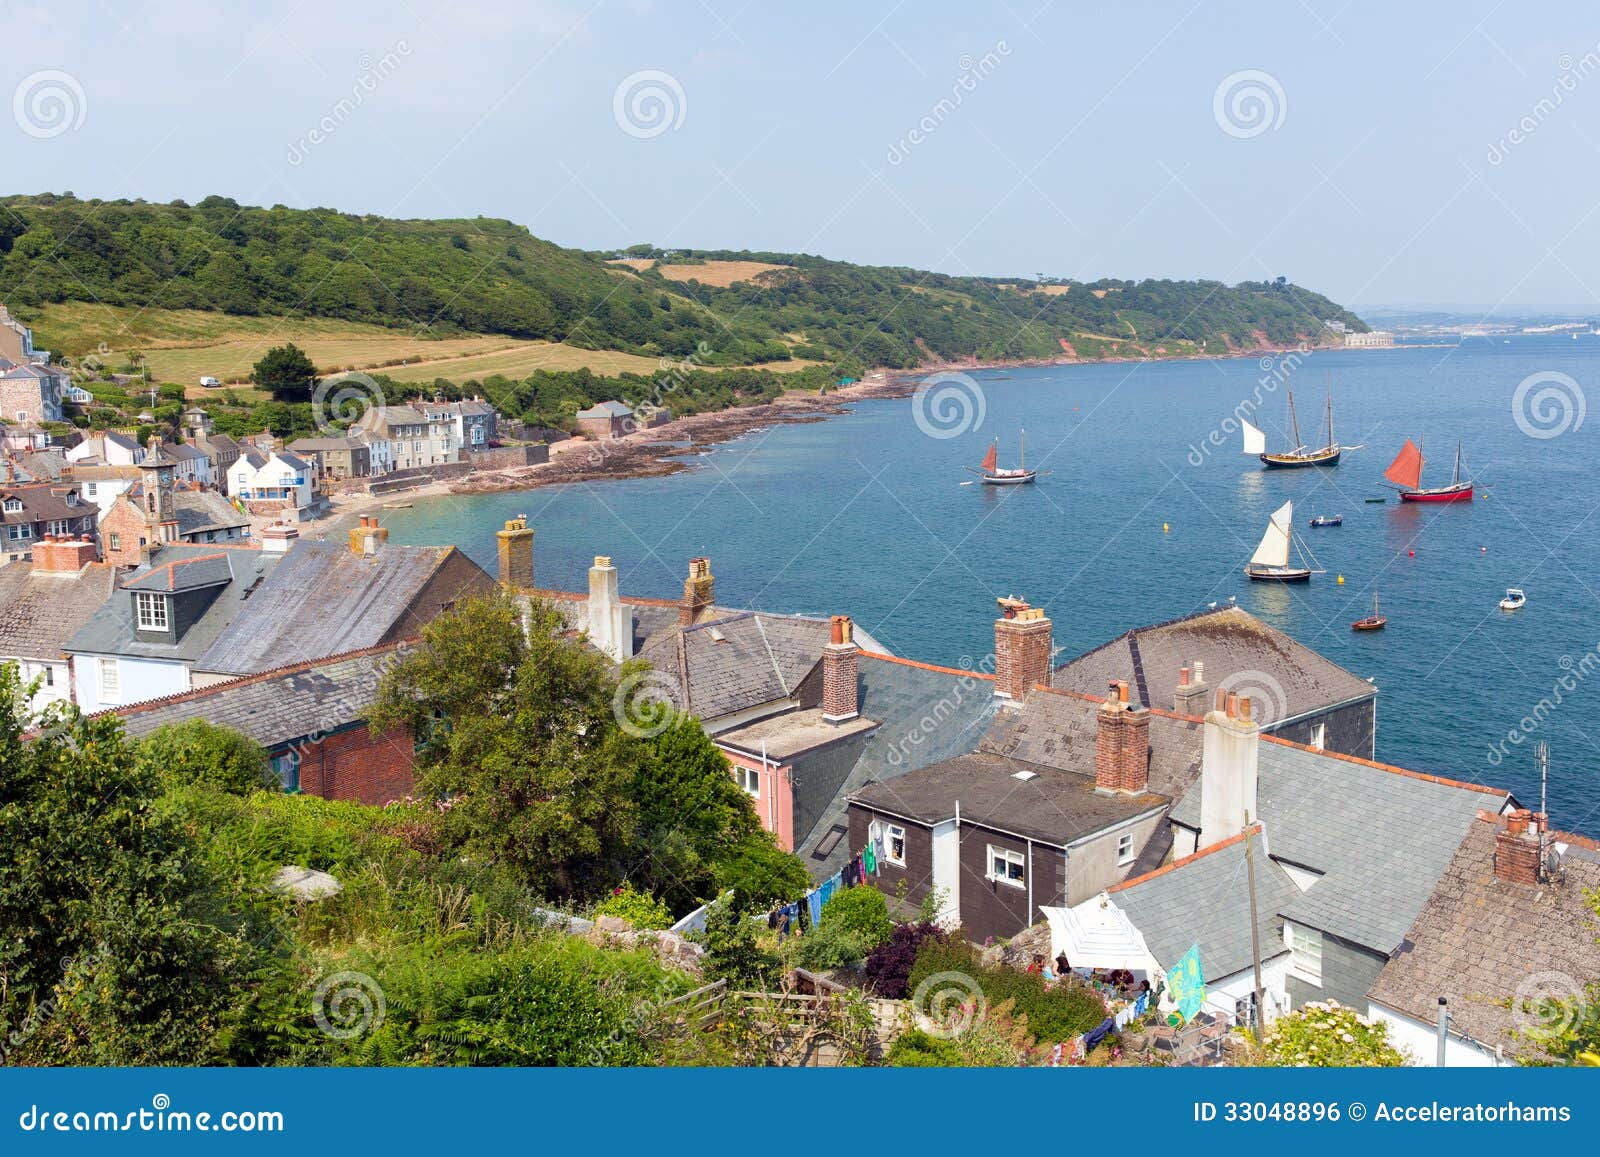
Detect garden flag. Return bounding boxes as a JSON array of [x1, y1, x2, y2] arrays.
[[1167, 943, 1206, 1023]]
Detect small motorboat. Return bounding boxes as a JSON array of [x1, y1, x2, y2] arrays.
[[1364, 497, 1387, 504], [1499, 588, 1526, 611], [1352, 594, 1386, 631], [1308, 514, 1343, 528]]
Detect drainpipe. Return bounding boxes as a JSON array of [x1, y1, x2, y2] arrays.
[[1436, 997, 1449, 1067], [1026, 836, 1034, 930]]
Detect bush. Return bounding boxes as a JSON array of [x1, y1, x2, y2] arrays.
[[796, 921, 873, 971], [818, 885, 893, 947], [138, 719, 275, 795], [594, 885, 673, 930], [887, 1029, 963, 1066], [864, 922, 947, 998], [1258, 1000, 1408, 1067], [905, 936, 1107, 1043]]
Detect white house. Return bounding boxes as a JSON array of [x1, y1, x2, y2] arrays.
[[227, 449, 317, 516], [67, 431, 145, 467]]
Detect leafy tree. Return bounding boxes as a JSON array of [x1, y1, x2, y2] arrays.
[[137, 719, 275, 795], [251, 343, 318, 402], [0, 669, 256, 1063], [818, 884, 893, 946], [368, 594, 640, 902], [1256, 1000, 1408, 1067], [698, 894, 778, 989]]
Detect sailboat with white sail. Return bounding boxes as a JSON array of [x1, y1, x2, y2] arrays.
[[1241, 388, 1347, 468], [1243, 500, 1324, 582]]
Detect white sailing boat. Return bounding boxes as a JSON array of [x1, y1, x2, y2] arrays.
[[1243, 500, 1323, 582]]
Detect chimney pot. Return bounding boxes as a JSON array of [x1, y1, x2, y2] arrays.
[[1239, 695, 1252, 723], [822, 616, 861, 723], [1226, 691, 1239, 718], [1179, 665, 1190, 687], [1193, 660, 1205, 684]]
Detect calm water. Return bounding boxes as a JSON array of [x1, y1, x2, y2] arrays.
[[379, 336, 1600, 832]]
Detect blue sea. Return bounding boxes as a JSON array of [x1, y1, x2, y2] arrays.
[[377, 335, 1600, 832]]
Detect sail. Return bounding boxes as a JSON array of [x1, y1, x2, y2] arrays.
[[1384, 438, 1424, 490], [1250, 501, 1293, 568], [1240, 419, 1267, 455], [981, 441, 998, 473]]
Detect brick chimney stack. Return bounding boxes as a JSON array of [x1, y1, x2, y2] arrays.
[[258, 523, 299, 554], [1174, 659, 1210, 715], [1199, 686, 1261, 849], [349, 514, 389, 558], [680, 557, 714, 626], [1096, 679, 1151, 794], [32, 533, 98, 573], [1494, 809, 1545, 885], [821, 615, 861, 723], [994, 596, 1052, 703], [496, 515, 534, 589]]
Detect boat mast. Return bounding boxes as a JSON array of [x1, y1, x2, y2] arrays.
[[1021, 427, 1026, 471], [1287, 389, 1302, 451], [1325, 390, 1334, 452], [1453, 441, 1462, 485]]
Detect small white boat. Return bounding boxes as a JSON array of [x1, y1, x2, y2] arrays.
[[1498, 588, 1526, 611], [1244, 500, 1323, 582]]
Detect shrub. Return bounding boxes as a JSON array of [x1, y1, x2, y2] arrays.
[[594, 885, 673, 930], [796, 921, 872, 971], [1258, 1000, 1408, 1067], [864, 922, 947, 998], [905, 936, 1107, 1043], [138, 719, 275, 795], [887, 1029, 963, 1066], [818, 885, 893, 947]]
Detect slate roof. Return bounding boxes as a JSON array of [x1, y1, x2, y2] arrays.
[[1367, 816, 1600, 1055], [800, 653, 1003, 876], [851, 750, 1167, 847], [1169, 738, 1510, 954], [0, 559, 116, 660], [195, 539, 486, 676], [1108, 826, 1300, 978], [0, 484, 92, 525], [172, 489, 249, 537], [981, 686, 1205, 801], [66, 545, 280, 662], [287, 436, 368, 453], [124, 551, 237, 593], [639, 611, 833, 721], [576, 400, 634, 419], [161, 441, 209, 463], [1052, 606, 1375, 727], [111, 643, 410, 753]]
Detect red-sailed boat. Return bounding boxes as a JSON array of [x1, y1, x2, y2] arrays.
[[966, 432, 1037, 485], [1383, 437, 1473, 503]]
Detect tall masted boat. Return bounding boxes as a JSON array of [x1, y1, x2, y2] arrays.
[[1241, 389, 1344, 468], [1383, 437, 1473, 502], [968, 431, 1037, 485], [1244, 500, 1324, 582]]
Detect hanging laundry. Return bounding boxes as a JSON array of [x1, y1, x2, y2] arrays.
[[863, 840, 877, 876], [806, 888, 823, 928], [871, 835, 885, 869], [1083, 1016, 1115, 1051], [818, 876, 837, 912]]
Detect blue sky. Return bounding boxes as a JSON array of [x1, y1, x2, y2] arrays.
[[6, 1, 1600, 308]]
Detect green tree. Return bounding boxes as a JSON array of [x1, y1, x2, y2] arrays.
[[137, 719, 275, 795], [368, 594, 640, 902], [698, 893, 778, 989], [251, 343, 318, 402], [0, 669, 256, 1063]]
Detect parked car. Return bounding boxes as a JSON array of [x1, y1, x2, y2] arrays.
[[199, 375, 222, 388]]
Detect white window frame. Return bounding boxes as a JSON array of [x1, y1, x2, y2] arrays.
[[135, 592, 168, 631], [1117, 831, 1136, 866], [97, 657, 120, 703], [870, 820, 907, 866], [1288, 922, 1323, 986], [1310, 722, 1327, 751], [987, 844, 1026, 888], [735, 765, 760, 798]]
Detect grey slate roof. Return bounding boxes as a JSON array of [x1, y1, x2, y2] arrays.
[[66, 545, 280, 662], [539, 592, 687, 657], [0, 560, 116, 660], [981, 687, 1204, 801], [577, 400, 634, 418], [1109, 829, 1300, 978], [639, 611, 832, 722], [851, 751, 1167, 847], [799, 654, 1001, 877], [1052, 605, 1375, 726], [172, 489, 249, 537], [112, 645, 405, 752], [1367, 818, 1600, 1054], [124, 551, 236, 593], [1169, 739, 1510, 954], [194, 539, 481, 676]]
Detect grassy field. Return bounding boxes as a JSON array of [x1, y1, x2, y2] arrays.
[[607, 258, 789, 287], [19, 302, 814, 395]]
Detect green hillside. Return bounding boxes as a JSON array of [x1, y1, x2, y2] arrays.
[[0, 194, 1366, 373]]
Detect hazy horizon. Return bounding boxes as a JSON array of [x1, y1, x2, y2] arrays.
[[6, 2, 1600, 312]]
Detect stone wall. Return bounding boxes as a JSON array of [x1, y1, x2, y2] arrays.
[[467, 443, 549, 471]]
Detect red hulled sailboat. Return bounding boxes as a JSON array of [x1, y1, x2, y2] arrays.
[[1383, 437, 1473, 503]]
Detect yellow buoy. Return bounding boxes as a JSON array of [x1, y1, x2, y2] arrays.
[[1162, 523, 1169, 533], [1336, 574, 1345, 585]]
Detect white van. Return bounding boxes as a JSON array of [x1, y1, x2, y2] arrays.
[[199, 376, 222, 388]]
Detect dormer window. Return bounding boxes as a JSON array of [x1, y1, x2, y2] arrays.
[[2, 499, 20, 513], [135, 592, 169, 631]]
